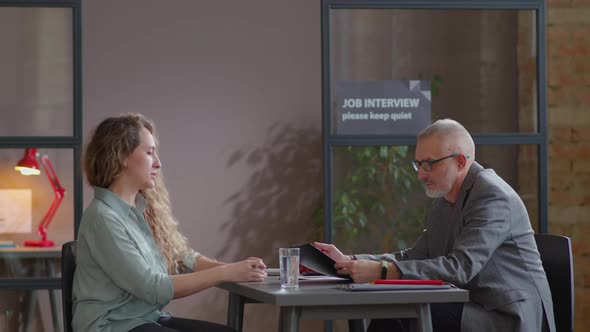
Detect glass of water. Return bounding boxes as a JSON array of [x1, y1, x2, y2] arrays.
[[279, 248, 300, 289]]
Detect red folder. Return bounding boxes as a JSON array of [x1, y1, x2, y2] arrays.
[[372, 279, 444, 285]]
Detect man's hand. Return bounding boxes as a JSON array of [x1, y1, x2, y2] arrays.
[[334, 259, 381, 283], [335, 259, 402, 283], [313, 242, 351, 262]]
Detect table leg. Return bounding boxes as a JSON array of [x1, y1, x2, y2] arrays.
[[48, 260, 62, 332], [416, 304, 432, 332], [23, 290, 36, 332], [49, 289, 61, 331], [23, 257, 61, 332], [348, 319, 367, 332], [279, 307, 300, 332], [227, 293, 244, 332]]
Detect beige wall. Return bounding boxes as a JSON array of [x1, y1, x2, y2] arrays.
[[83, 1, 323, 331]]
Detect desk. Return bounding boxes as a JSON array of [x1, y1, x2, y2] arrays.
[[0, 247, 61, 332], [219, 279, 469, 332]]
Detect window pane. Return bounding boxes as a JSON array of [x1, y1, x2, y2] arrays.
[[331, 144, 539, 253], [477, 144, 539, 231], [0, 7, 73, 137], [329, 9, 538, 135], [0, 148, 73, 279], [331, 145, 429, 253]]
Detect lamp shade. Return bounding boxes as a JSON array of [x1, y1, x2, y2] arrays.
[[15, 148, 41, 176]]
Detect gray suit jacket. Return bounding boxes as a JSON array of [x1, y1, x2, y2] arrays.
[[356, 162, 555, 332]]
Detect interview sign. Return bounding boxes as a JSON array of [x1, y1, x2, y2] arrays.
[[335, 80, 431, 135]]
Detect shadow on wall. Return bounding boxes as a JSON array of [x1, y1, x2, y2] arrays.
[[183, 123, 324, 331], [216, 122, 323, 265]]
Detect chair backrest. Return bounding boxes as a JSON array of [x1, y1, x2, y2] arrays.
[[61, 241, 77, 332], [534, 234, 574, 332]]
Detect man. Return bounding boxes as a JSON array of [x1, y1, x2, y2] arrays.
[[315, 119, 555, 332]]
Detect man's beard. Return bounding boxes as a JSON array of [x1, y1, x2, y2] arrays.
[[424, 182, 451, 198], [425, 188, 446, 198]]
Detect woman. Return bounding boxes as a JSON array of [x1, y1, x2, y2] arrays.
[[72, 113, 267, 332]]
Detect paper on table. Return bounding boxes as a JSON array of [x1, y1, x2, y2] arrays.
[[299, 275, 349, 281], [266, 267, 346, 279]]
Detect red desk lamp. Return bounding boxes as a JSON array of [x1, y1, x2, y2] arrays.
[[14, 148, 65, 247]]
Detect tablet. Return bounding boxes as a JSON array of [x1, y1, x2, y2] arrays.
[[339, 283, 452, 291], [291, 243, 351, 280]]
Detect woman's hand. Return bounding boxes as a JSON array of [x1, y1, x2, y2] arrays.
[[221, 258, 267, 283], [313, 242, 351, 262], [171, 257, 266, 299]]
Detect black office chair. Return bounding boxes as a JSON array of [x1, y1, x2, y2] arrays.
[[61, 241, 77, 332], [534, 234, 574, 332]]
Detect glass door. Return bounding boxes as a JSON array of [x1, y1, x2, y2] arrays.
[[321, 0, 548, 259]]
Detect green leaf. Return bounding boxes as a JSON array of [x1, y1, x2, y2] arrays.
[[379, 146, 388, 159]]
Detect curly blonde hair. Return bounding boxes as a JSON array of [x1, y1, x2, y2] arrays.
[[84, 113, 192, 274]]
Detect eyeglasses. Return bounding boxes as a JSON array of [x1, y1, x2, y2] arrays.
[[412, 153, 459, 172]]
